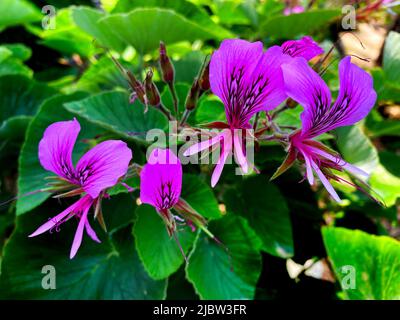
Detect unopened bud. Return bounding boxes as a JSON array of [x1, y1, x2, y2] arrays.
[[127, 71, 147, 105], [198, 61, 210, 91], [185, 78, 200, 111], [144, 69, 161, 106], [159, 41, 175, 84]]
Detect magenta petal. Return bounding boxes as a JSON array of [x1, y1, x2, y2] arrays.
[[310, 159, 341, 202], [69, 197, 93, 259], [281, 58, 332, 138], [211, 131, 233, 187], [281, 36, 324, 61], [28, 196, 89, 237], [233, 130, 248, 174], [183, 133, 223, 156], [140, 148, 182, 210], [38, 118, 80, 182], [85, 219, 101, 243], [328, 56, 377, 129], [76, 140, 132, 198], [210, 39, 287, 128]]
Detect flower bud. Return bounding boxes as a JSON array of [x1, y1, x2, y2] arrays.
[[185, 78, 200, 111], [144, 69, 161, 106], [198, 61, 210, 91], [126, 71, 147, 105], [159, 41, 175, 84]]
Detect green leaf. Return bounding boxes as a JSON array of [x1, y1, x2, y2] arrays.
[[64, 90, 168, 142], [111, 0, 232, 39], [71, 6, 126, 52], [98, 8, 219, 55], [322, 227, 400, 300], [134, 205, 197, 280], [186, 215, 262, 299], [0, 202, 167, 299], [335, 125, 379, 176], [195, 97, 226, 124], [383, 31, 400, 85], [369, 165, 400, 207], [224, 175, 294, 258], [0, 115, 31, 142], [2, 43, 32, 61], [16, 93, 99, 215], [38, 8, 95, 57], [0, 75, 57, 124], [365, 109, 400, 137], [73, 56, 130, 93], [181, 174, 222, 219], [0, 0, 41, 32], [259, 9, 340, 39]]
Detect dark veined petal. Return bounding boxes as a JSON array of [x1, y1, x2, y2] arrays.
[[76, 140, 132, 198], [281, 36, 324, 61], [140, 148, 182, 210], [210, 39, 287, 128], [38, 118, 80, 183], [326, 56, 377, 129], [282, 57, 332, 138]]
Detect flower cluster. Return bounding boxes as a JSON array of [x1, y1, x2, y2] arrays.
[[29, 36, 377, 258]]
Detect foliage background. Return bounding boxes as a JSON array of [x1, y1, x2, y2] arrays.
[[0, 0, 399, 300]]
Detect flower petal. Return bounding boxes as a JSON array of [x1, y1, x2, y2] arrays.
[[183, 133, 223, 156], [28, 195, 89, 237], [233, 130, 248, 174], [327, 56, 377, 129], [76, 140, 132, 198], [210, 39, 287, 128], [70, 202, 91, 259], [281, 36, 324, 61], [140, 148, 182, 210], [211, 130, 233, 187], [85, 219, 101, 243], [282, 58, 332, 138], [38, 119, 80, 182], [310, 159, 341, 202]]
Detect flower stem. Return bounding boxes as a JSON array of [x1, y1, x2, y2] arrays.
[[168, 82, 179, 119], [157, 103, 174, 121], [179, 109, 191, 127]]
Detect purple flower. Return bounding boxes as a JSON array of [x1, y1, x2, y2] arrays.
[[184, 39, 287, 187], [29, 119, 132, 258], [279, 56, 377, 201], [140, 148, 210, 258], [281, 36, 324, 61]]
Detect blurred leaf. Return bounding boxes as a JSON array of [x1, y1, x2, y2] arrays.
[[98, 8, 220, 55], [186, 215, 262, 299], [64, 90, 168, 142], [0, 0, 41, 32], [73, 56, 129, 93], [134, 205, 197, 280], [211, 0, 253, 25], [0, 115, 31, 142], [195, 96, 226, 124], [259, 9, 340, 39], [102, 192, 137, 233], [112, 0, 232, 38], [370, 165, 400, 207], [335, 125, 379, 176], [173, 51, 205, 83], [38, 8, 95, 57], [371, 69, 400, 103], [2, 43, 32, 61], [71, 6, 126, 52], [322, 227, 400, 300], [383, 31, 400, 85], [161, 82, 190, 119], [181, 174, 222, 219], [365, 109, 400, 138], [16, 93, 99, 215], [0, 75, 57, 124], [224, 175, 294, 258], [0, 203, 167, 299]]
